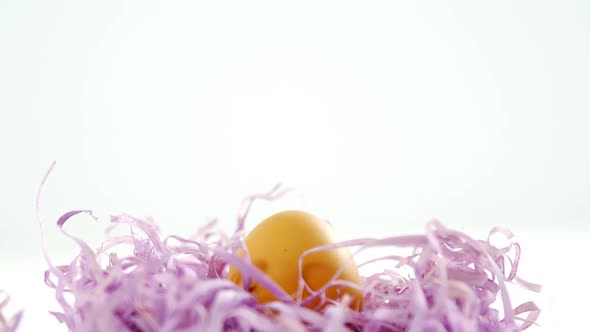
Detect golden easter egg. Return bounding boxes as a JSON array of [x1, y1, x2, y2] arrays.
[[227, 210, 363, 311]]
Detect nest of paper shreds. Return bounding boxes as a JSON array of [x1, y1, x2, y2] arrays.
[[38, 170, 540, 331]]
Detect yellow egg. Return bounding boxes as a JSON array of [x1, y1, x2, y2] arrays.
[[227, 210, 363, 311]]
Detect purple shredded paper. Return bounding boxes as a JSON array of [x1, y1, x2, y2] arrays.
[[37, 163, 540, 331], [0, 292, 22, 332]]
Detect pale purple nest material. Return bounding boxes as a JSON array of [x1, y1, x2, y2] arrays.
[[0, 291, 23, 332], [38, 167, 540, 332]]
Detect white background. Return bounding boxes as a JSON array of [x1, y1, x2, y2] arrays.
[[1, 1, 589, 330]]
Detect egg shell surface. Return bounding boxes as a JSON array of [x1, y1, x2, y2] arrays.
[[227, 210, 363, 311]]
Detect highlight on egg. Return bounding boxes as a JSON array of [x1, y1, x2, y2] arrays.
[[227, 210, 364, 311]]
